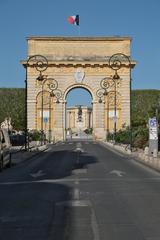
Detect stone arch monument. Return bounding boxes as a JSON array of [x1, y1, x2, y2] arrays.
[[21, 36, 136, 141]]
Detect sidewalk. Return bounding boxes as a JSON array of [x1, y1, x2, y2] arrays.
[[100, 140, 160, 172], [10, 144, 48, 165]]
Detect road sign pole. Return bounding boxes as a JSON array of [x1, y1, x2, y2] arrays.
[[149, 117, 158, 155]]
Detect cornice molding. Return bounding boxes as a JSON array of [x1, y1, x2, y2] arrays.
[[21, 60, 136, 69], [27, 36, 132, 41]]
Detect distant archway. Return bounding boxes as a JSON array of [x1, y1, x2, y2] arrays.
[[64, 86, 93, 139], [64, 84, 94, 102]]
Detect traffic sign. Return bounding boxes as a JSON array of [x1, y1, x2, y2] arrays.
[[149, 117, 158, 154], [43, 117, 48, 123], [149, 118, 158, 140], [149, 118, 157, 128]]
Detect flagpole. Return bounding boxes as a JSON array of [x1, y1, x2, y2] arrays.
[[78, 25, 81, 36]]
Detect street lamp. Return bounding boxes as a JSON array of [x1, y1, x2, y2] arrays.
[[97, 76, 121, 142], [96, 53, 132, 149], [109, 53, 132, 150], [96, 88, 105, 103], [25, 55, 48, 150], [47, 78, 62, 103], [47, 78, 62, 142], [48, 91, 54, 143], [100, 75, 121, 143]]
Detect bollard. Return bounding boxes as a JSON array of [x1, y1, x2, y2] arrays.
[[144, 146, 149, 156], [149, 156, 153, 165], [153, 149, 158, 158], [145, 155, 149, 162], [157, 160, 160, 170], [138, 152, 144, 161], [153, 158, 158, 168]]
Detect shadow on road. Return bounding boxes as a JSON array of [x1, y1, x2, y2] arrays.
[[35, 149, 98, 180], [0, 148, 98, 240]]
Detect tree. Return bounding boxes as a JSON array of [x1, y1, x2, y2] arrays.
[[0, 88, 25, 130]]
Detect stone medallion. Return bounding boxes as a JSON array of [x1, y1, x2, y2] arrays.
[[75, 68, 85, 83]]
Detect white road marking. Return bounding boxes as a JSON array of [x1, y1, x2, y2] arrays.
[[109, 170, 126, 177], [30, 170, 46, 178], [76, 142, 82, 148], [72, 169, 87, 174], [56, 200, 91, 207], [91, 208, 100, 240], [55, 198, 100, 239], [74, 147, 84, 152], [75, 179, 79, 184], [73, 188, 80, 200]]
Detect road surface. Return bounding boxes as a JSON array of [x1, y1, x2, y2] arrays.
[[0, 140, 160, 240]]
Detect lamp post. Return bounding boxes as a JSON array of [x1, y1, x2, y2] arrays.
[[96, 88, 105, 103], [39, 79, 51, 145], [48, 89, 58, 143], [47, 78, 62, 141], [48, 91, 53, 143], [96, 53, 132, 149], [100, 77, 119, 141], [25, 55, 48, 150], [48, 78, 62, 103], [109, 53, 132, 150], [97, 77, 121, 143]]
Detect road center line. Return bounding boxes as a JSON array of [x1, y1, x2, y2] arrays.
[[73, 188, 80, 200], [91, 208, 100, 240]]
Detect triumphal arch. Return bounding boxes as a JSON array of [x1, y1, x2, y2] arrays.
[[22, 36, 136, 141]]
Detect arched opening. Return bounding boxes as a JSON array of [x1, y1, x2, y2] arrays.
[[65, 87, 93, 139]]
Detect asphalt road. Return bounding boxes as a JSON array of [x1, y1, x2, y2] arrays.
[[0, 140, 160, 240]]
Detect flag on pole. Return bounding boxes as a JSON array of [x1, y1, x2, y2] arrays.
[[67, 15, 79, 26]]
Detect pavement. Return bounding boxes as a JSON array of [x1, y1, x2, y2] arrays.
[[10, 144, 48, 165]]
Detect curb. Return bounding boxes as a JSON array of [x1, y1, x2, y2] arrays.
[[99, 141, 131, 156]]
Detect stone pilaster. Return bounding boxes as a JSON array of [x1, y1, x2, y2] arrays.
[[27, 75, 37, 130], [121, 75, 131, 127], [93, 101, 106, 139], [54, 102, 65, 141]]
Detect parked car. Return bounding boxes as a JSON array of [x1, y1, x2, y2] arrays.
[[10, 134, 25, 146], [0, 128, 11, 171]]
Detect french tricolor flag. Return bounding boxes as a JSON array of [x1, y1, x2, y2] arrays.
[[67, 15, 80, 26]]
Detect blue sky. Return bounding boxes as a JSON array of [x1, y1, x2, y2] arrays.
[[0, 0, 159, 105]]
